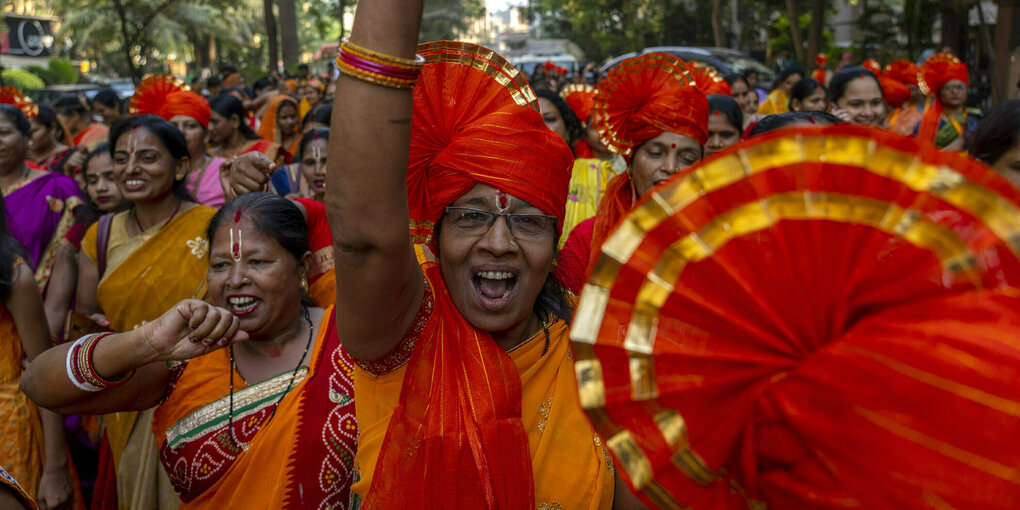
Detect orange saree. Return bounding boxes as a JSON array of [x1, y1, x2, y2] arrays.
[[350, 262, 614, 509], [152, 307, 357, 509]]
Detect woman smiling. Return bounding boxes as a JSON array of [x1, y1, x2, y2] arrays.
[[21, 193, 358, 508], [73, 115, 215, 510]]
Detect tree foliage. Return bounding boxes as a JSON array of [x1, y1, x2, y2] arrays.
[[420, 0, 484, 42]]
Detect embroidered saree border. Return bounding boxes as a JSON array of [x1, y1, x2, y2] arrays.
[[164, 367, 308, 449]]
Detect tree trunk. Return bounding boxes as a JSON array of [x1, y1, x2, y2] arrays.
[[338, 0, 347, 40], [939, 0, 961, 56], [976, 1, 1001, 105], [785, 0, 806, 66], [277, 0, 300, 72], [995, 0, 1020, 102], [711, 0, 724, 47], [110, 0, 142, 84], [264, 0, 280, 73], [806, 0, 825, 63]]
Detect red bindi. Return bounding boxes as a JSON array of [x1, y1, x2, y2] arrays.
[[670, 143, 677, 149], [713, 110, 720, 116], [497, 191, 509, 212]]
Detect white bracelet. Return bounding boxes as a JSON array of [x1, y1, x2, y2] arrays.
[[66, 334, 104, 392]]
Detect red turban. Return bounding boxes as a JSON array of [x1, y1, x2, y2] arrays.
[[158, 90, 211, 130], [879, 77, 910, 109], [408, 41, 574, 240], [918, 53, 970, 143], [861, 58, 882, 75], [690, 62, 731, 96], [815, 53, 829, 66], [591, 53, 709, 160], [883, 59, 921, 87], [560, 84, 597, 121], [129, 74, 188, 116], [0, 86, 37, 118], [919, 52, 969, 95]]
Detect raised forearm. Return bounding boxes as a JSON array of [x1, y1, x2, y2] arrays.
[[327, 0, 423, 250]]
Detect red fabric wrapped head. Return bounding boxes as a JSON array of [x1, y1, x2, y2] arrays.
[[0, 85, 38, 118], [690, 62, 731, 96], [408, 42, 574, 240], [879, 77, 910, 109], [591, 53, 709, 160], [157, 90, 211, 130], [815, 53, 829, 66], [883, 59, 921, 87], [129, 74, 189, 116], [560, 84, 597, 122], [919, 52, 969, 95], [861, 58, 882, 76]]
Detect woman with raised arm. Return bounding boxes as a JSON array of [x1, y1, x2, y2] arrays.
[[328, 1, 634, 508]]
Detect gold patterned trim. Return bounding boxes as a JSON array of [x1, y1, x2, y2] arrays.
[[571, 130, 1020, 505], [417, 41, 538, 112], [164, 367, 308, 448]]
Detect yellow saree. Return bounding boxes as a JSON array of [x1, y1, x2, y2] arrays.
[[757, 89, 790, 116], [351, 294, 615, 509], [82, 205, 216, 510], [561, 158, 621, 250]]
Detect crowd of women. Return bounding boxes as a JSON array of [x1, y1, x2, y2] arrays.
[[2, 0, 1019, 508]]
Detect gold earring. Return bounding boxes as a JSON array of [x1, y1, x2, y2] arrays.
[[300, 277, 309, 293]]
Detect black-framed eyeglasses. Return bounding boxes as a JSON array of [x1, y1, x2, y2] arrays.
[[444, 207, 557, 239]]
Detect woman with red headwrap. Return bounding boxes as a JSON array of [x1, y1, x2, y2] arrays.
[[917, 53, 981, 150], [328, 0, 629, 507], [132, 77, 229, 207], [159, 91, 227, 207], [883, 59, 925, 136], [557, 53, 709, 295]]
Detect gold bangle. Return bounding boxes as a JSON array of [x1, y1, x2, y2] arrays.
[[340, 39, 425, 69], [335, 59, 418, 90]]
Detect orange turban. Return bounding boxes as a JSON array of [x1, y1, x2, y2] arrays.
[[129, 74, 188, 116], [690, 62, 731, 96], [592, 53, 708, 161], [918, 53, 970, 143], [883, 59, 921, 87], [861, 58, 881, 75], [879, 77, 910, 108], [157, 90, 210, 130], [408, 41, 574, 239], [0, 86, 38, 118], [560, 84, 597, 121], [919, 52, 969, 95]]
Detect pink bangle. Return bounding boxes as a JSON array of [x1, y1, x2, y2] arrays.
[[338, 51, 420, 81]]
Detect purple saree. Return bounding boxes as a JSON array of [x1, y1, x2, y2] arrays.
[[4, 171, 85, 290]]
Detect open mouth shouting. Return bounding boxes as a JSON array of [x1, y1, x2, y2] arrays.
[[472, 268, 518, 311], [227, 294, 261, 316]]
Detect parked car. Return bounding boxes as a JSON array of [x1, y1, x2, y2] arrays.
[[512, 54, 581, 78], [600, 46, 775, 90], [32, 79, 136, 105]]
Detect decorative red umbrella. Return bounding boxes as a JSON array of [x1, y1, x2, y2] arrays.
[[572, 124, 1020, 509]]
